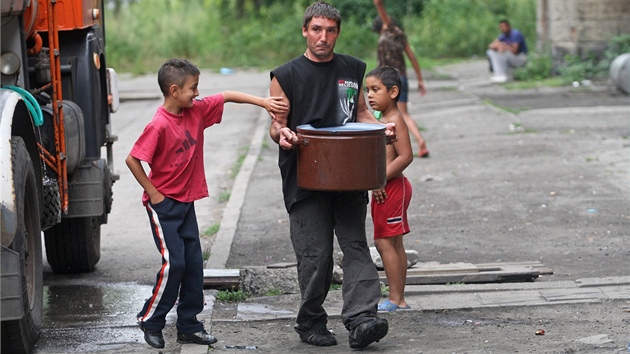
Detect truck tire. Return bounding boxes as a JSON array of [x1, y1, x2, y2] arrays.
[[44, 216, 101, 273], [41, 179, 61, 230], [1, 137, 44, 354]]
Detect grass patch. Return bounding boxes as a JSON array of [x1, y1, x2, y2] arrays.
[[218, 190, 231, 203], [482, 99, 526, 114], [330, 283, 342, 291], [202, 250, 210, 261], [380, 284, 389, 297], [229, 146, 249, 179], [216, 289, 250, 303], [264, 288, 284, 296], [202, 222, 220, 237], [504, 77, 565, 90]]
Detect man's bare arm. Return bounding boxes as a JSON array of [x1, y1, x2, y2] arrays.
[[269, 77, 297, 149]]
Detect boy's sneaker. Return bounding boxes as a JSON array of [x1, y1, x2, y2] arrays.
[[348, 317, 388, 349], [299, 324, 337, 346]]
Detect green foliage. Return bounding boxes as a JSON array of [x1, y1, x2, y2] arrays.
[[513, 52, 553, 81], [557, 34, 630, 84], [407, 0, 536, 58], [104, 0, 536, 73], [334, 0, 424, 25]]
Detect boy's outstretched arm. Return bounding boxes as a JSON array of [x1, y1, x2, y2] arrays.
[[221, 91, 288, 119], [125, 154, 164, 205]]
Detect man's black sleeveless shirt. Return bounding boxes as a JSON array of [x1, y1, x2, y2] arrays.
[[271, 54, 367, 211]]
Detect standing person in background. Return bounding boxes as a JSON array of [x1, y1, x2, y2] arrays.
[[269, 1, 391, 349], [486, 19, 528, 83], [365, 66, 414, 313], [373, 0, 429, 158]]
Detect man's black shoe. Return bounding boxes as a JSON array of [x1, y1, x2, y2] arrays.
[[299, 324, 337, 346], [139, 322, 165, 349], [348, 317, 388, 349], [177, 330, 218, 345]]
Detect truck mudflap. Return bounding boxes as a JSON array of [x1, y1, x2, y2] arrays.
[[0, 246, 24, 321], [66, 158, 106, 217]]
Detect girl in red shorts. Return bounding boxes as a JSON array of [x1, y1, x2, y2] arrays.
[[365, 66, 414, 312]]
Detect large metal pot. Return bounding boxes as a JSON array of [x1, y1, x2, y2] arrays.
[[296, 122, 386, 191]]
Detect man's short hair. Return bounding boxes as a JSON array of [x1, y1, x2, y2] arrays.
[[157, 58, 200, 96], [366, 66, 402, 102], [499, 19, 510, 26], [303, 1, 341, 30]]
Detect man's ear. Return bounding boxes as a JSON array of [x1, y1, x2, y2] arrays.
[[390, 85, 400, 100]]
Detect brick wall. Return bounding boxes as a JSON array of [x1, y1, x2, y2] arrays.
[[537, 0, 630, 61]]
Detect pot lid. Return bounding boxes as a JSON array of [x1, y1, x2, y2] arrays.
[[297, 122, 385, 133]]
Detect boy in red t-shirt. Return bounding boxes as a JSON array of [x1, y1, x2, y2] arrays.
[[365, 66, 414, 313], [126, 58, 287, 349]]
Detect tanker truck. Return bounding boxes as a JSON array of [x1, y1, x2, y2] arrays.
[[1, 1, 119, 352]]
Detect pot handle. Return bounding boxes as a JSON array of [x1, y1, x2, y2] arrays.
[[296, 133, 310, 146]]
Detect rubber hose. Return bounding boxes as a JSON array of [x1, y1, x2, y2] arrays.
[[4, 85, 44, 126]]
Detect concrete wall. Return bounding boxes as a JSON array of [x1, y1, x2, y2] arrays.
[[537, 0, 630, 61]]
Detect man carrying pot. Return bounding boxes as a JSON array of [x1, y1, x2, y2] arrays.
[[268, 0, 393, 349]]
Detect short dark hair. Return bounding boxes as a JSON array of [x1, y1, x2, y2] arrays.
[[366, 66, 401, 102], [499, 19, 510, 26], [157, 58, 200, 96], [371, 16, 401, 33], [303, 1, 341, 30]]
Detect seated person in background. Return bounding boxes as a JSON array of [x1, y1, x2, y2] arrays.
[[486, 19, 528, 83]]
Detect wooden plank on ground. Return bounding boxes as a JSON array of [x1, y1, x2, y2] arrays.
[[406, 262, 479, 275], [475, 261, 554, 275], [401, 266, 541, 285], [267, 262, 298, 269], [203, 269, 240, 290], [334, 262, 552, 285]]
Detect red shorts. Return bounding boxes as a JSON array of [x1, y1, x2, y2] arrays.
[[371, 177, 412, 239]]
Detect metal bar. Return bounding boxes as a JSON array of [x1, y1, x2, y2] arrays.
[[46, 0, 69, 213], [37, 142, 59, 174]]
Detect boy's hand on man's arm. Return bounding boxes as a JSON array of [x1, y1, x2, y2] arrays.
[[263, 96, 288, 120]]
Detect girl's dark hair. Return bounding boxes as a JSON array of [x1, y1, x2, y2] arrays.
[[303, 1, 341, 29], [157, 58, 200, 96], [371, 16, 401, 33], [366, 66, 402, 102]]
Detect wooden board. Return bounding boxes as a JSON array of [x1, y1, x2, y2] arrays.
[[203, 261, 554, 289], [203, 269, 240, 290], [334, 261, 553, 285]]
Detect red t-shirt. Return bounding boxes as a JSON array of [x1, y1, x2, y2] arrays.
[[130, 94, 224, 205]]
